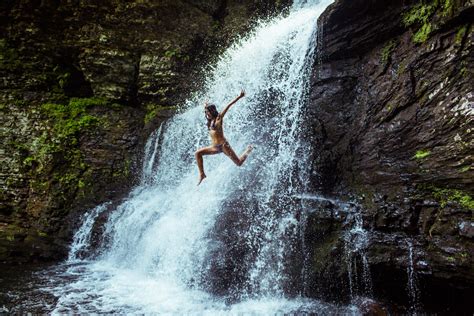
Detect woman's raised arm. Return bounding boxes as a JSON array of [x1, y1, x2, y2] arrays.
[[220, 89, 245, 118]]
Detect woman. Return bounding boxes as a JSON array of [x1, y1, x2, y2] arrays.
[[195, 90, 253, 185]]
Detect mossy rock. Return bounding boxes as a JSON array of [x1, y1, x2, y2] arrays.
[[402, 0, 459, 43]]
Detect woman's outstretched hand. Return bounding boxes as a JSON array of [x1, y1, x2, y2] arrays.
[[239, 89, 245, 98]]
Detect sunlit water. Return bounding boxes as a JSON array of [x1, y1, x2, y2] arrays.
[[24, 0, 362, 313]]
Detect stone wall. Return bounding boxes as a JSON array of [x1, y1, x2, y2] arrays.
[[305, 0, 473, 312]]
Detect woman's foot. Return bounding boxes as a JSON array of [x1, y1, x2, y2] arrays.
[[245, 144, 254, 155], [197, 173, 207, 186], [238, 145, 254, 165]]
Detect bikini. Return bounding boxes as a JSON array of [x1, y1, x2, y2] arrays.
[[214, 141, 229, 153], [209, 119, 228, 153]]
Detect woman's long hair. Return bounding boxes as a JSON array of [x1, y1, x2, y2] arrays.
[[205, 104, 219, 130]]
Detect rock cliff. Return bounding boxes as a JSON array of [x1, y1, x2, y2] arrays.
[[0, 0, 289, 263], [305, 0, 473, 312]]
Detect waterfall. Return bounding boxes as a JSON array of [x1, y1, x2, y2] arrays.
[[67, 202, 110, 262], [407, 240, 421, 314], [343, 204, 373, 301], [47, 0, 352, 313], [141, 123, 163, 185]]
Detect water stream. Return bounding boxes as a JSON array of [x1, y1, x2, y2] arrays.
[[407, 240, 421, 315], [343, 206, 373, 301]]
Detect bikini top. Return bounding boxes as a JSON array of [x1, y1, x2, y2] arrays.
[[209, 117, 221, 131], [210, 120, 217, 130]]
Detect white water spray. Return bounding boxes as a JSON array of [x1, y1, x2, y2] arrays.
[[344, 205, 373, 301], [141, 123, 163, 185], [407, 240, 421, 314], [68, 203, 110, 262], [47, 1, 352, 313]]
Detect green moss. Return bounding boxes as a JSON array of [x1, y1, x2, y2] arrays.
[[441, 0, 453, 16], [459, 165, 470, 172], [23, 156, 35, 167], [37, 230, 47, 237], [402, 0, 454, 43], [112, 158, 132, 179], [49, 147, 90, 195], [420, 184, 474, 210], [381, 40, 397, 65], [56, 172, 82, 186], [40, 97, 112, 145], [123, 158, 131, 177], [455, 25, 468, 44], [402, 1, 437, 26], [30, 179, 49, 191], [414, 149, 431, 159], [459, 60, 467, 77], [144, 104, 176, 124], [144, 109, 158, 124], [413, 22, 432, 43], [164, 48, 190, 62], [24, 97, 114, 200], [164, 49, 179, 59], [40, 108, 97, 150]]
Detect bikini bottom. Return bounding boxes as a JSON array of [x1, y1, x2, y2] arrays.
[[214, 141, 229, 153]]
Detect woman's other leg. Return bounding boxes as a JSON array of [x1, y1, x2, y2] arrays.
[[195, 145, 220, 185], [222, 143, 253, 166]]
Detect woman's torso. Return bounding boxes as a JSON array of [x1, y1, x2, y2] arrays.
[[209, 116, 226, 145]]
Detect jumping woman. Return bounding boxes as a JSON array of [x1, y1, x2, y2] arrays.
[[195, 90, 253, 185]]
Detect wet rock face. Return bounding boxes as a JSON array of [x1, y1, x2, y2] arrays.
[[0, 99, 144, 263], [203, 193, 307, 301], [0, 0, 289, 264], [306, 0, 473, 312]]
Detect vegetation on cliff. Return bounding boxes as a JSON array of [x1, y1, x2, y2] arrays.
[[402, 0, 467, 43], [308, 0, 473, 311]]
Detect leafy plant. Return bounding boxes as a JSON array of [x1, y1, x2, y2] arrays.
[[414, 149, 431, 159]]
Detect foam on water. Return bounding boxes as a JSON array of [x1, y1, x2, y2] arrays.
[[45, 0, 353, 313]]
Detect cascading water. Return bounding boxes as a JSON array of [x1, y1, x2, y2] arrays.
[[67, 202, 110, 262], [343, 205, 373, 301], [42, 0, 361, 313], [141, 124, 163, 185], [406, 240, 421, 314]]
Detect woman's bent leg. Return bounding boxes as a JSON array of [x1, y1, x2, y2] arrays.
[[195, 145, 220, 185], [223, 143, 253, 166]]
